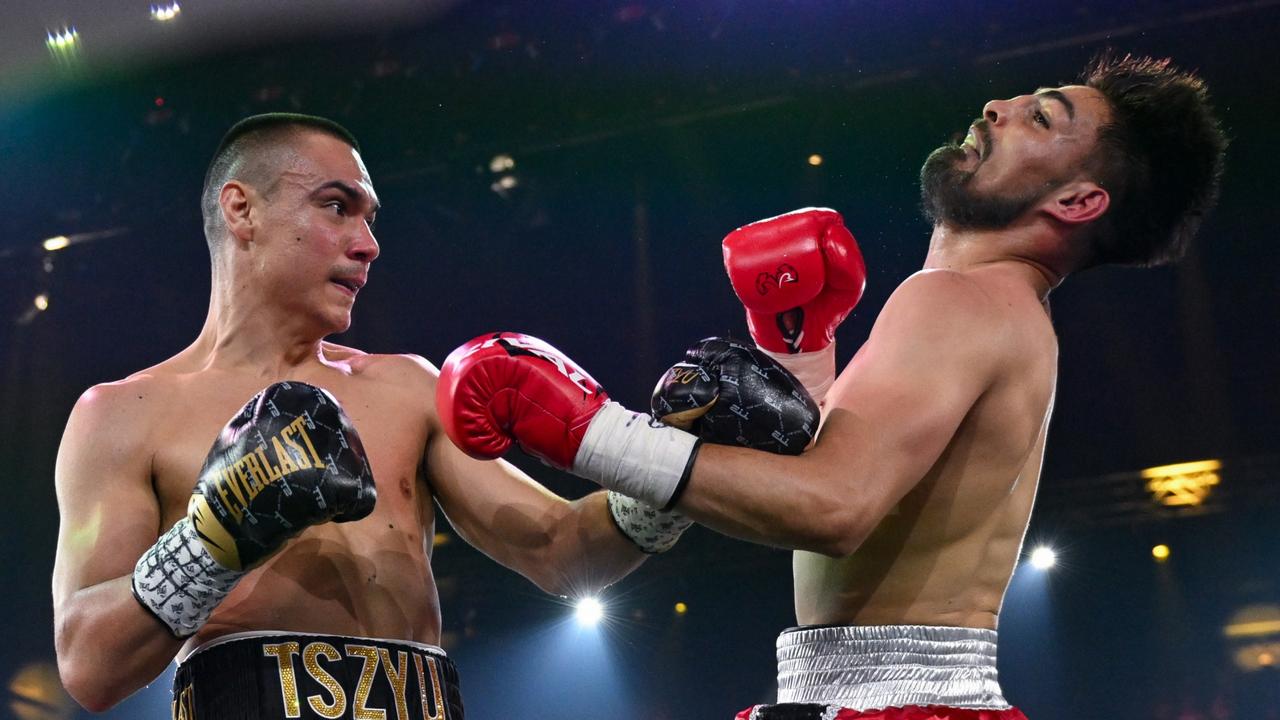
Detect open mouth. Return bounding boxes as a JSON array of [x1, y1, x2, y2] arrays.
[[330, 278, 363, 295], [962, 127, 983, 159]]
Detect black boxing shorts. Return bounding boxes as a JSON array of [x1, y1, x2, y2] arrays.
[[171, 631, 464, 720]]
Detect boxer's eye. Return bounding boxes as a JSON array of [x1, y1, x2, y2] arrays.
[[1033, 109, 1050, 128]]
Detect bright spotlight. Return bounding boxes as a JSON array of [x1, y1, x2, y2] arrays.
[[33, 293, 50, 311], [1152, 544, 1171, 562], [674, 602, 688, 615], [489, 153, 515, 173], [42, 235, 70, 252], [575, 597, 604, 626], [151, 3, 182, 21], [807, 154, 824, 166], [1029, 546, 1056, 570], [45, 27, 80, 50]]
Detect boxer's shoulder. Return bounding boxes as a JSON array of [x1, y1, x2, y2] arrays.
[[321, 341, 439, 391], [883, 269, 1003, 334], [896, 268, 996, 303], [70, 368, 173, 436]]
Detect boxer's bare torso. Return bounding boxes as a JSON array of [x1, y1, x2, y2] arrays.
[[795, 263, 1057, 629], [84, 343, 445, 656]]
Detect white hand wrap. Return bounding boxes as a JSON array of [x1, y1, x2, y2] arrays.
[[761, 343, 836, 405], [131, 517, 242, 638], [572, 401, 700, 509], [606, 491, 693, 554]]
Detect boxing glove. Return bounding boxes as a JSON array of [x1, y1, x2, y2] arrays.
[[651, 337, 819, 455], [722, 207, 867, 356], [437, 332, 699, 510], [132, 382, 376, 637]]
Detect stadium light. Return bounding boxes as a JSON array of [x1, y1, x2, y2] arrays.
[[575, 597, 604, 626]]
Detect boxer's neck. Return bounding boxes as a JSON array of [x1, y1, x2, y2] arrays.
[[188, 269, 328, 375], [924, 222, 1067, 301]]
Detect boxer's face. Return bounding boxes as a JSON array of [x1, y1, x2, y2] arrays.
[[921, 84, 1110, 229], [254, 131, 380, 334]]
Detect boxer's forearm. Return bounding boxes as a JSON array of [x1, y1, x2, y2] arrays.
[[531, 491, 647, 597], [55, 575, 184, 711], [675, 442, 877, 557]]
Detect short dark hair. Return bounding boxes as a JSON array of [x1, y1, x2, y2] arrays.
[[1079, 52, 1227, 268], [200, 113, 361, 248]]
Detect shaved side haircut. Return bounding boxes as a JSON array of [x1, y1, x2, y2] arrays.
[[200, 113, 360, 251]]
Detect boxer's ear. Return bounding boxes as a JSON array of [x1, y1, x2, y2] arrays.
[[1042, 181, 1109, 226], [220, 181, 256, 245]]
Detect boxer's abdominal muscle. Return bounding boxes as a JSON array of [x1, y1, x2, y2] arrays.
[[794, 283, 1055, 629], [138, 363, 442, 657]]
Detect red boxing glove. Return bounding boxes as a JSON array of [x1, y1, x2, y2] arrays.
[[722, 207, 867, 354], [436, 332, 608, 469]]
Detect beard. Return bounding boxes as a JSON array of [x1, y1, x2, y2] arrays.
[[919, 130, 1049, 230]]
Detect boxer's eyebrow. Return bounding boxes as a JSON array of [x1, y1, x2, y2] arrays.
[[1034, 88, 1075, 122], [312, 180, 381, 213]]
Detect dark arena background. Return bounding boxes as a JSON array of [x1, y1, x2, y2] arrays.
[[2, 1, 1279, 718]]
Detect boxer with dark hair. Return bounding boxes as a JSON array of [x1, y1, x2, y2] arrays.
[[438, 52, 1227, 719], [52, 113, 675, 719]]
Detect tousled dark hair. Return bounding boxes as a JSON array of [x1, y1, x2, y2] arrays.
[[200, 113, 360, 249], [1079, 52, 1227, 268]]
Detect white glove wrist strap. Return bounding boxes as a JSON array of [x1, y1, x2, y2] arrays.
[[761, 344, 836, 404], [606, 491, 693, 554], [131, 516, 243, 638], [573, 401, 699, 509]]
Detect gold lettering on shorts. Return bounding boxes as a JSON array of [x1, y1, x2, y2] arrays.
[[263, 642, 302, 718], [303, 642, 347, 719], [413, 653, 447, 720], [345, 644, 386, 720], [378, 649, 412, 720], [171, 683, 195, 720]]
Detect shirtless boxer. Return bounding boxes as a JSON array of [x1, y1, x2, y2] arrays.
[[50, 113, 696, 719], [437, 53, 1227, 719]]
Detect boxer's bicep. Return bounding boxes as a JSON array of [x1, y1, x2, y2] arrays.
[[821, 272, 1001, 516], [53, 384, 160, 602]]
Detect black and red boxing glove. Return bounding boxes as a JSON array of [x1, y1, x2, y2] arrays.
[[723, 207, 866, 355], [437, 332, 699, 510]]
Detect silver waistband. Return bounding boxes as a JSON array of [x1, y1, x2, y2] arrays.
[[776, 624, 1009, 710]]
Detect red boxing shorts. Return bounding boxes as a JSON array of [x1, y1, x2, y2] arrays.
[[171, 631, 464, 720], [736, 703, 1028, 720]]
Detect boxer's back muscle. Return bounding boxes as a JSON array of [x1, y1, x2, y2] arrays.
[[794, 266, 1057, 629], [129, 344, 442, 656]]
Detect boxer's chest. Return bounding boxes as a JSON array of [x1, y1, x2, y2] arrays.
[[149, 378, 431, 531]]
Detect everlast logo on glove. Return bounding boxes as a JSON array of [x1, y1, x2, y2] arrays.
[[189, 382, 377, 571], [204, 415, 328, 524]]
